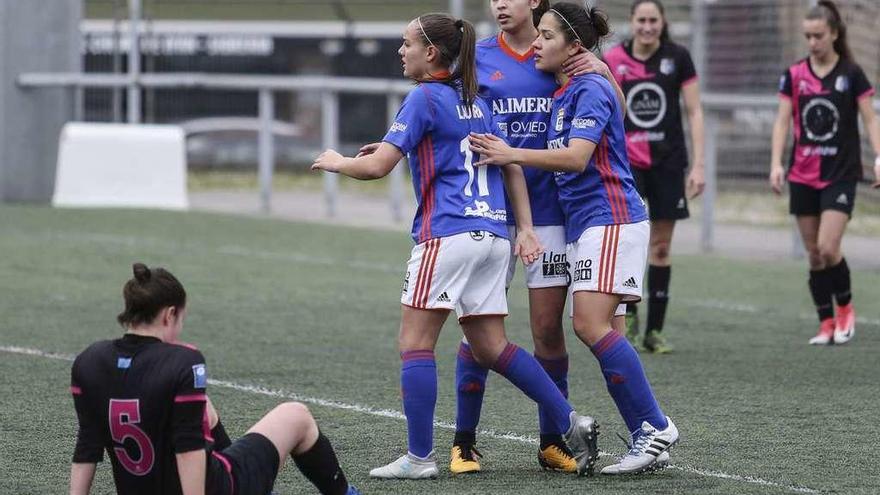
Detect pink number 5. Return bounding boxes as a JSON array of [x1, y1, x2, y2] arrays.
[[109, 399, 155, 476]]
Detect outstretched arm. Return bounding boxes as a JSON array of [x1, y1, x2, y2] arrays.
[[469, 132, 595, 174], [311, 142, 403, 180]]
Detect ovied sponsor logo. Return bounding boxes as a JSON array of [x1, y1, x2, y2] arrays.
[[507, 120, 547, 137], [542, 251, 568, 278], [626, 82, 667, 128], [573, 259, 592, 282], [802, 98, 839, 142], [572, 117, 596, 129], [456, 104, 485, 120], [389, 121, 407, 132]]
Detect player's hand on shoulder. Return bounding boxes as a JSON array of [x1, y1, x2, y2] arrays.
[[563, 50, 609, 79], [514, 227, 544, 266], [356, 142, 382, 158], [469, 133, 515, 166], [311, 149, 344, 173]]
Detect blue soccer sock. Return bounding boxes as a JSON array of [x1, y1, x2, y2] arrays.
[[491, 343, 573, 434], [535, 353, 569, 437], [400, 349, 437, 458], [591, 330, 667, 434], [454, 341, 488, 440]]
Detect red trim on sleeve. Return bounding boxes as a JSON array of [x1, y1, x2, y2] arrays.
[[778, 93, 792, 101], [70, 385, 82, 395], [857, 88, 876, 101], [681, 75, 699, 87], [174, 393, 208, 403]]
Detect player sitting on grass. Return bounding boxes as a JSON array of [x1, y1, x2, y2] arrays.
[[69, 263, 360, 495]]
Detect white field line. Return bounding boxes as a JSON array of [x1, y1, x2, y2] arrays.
[[13, 229, 880, 328], [1, 344, 819, 494]]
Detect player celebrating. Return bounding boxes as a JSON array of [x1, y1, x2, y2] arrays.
[[311, 13, 601, 478], [769, 0, 880, 345], [450, 0, 629, 476], [69, 263, 359, 495], [469, 2, 679, 474], [603, 0, 705, 353]]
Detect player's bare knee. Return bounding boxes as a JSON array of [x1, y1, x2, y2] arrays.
[[817, 243, 840, 267], [532, 328, 565, 356], [650, 241, 671, 263]]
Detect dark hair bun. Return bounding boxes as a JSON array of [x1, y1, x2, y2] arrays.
[[132, 263, 152, 283]]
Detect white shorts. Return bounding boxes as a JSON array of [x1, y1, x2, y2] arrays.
[[401, 231, 509, 319], [506, 225, 569, 289], [567, 221, 649, 303]]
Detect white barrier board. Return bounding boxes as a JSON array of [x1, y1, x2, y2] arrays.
[[53, 123, 188, 210]]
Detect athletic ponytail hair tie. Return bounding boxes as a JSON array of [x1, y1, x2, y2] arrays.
[[454, 18, 464, 29]]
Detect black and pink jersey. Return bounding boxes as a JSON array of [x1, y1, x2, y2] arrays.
[[779, 58, 874, 188], [71, 334, 231, 494], [604, 40, 697, 171]]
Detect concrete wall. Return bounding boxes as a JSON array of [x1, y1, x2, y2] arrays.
[[0, 0, 81, 202]]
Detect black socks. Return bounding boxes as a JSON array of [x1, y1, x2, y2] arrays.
[[293, 432, 350, 495]]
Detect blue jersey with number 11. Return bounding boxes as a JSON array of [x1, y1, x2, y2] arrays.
[[383, 82, 509, 243]]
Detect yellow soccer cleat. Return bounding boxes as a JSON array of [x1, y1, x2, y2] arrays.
[[538, 443, 577, 473], [449, 444, 482, 474]]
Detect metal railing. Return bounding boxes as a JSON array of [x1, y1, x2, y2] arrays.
[[18, 71, 880, 253]]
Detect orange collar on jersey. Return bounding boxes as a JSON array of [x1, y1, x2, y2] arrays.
[[554, 77, 573, 98], [423, 70, 452, 81], [498, 32, 534, 62]]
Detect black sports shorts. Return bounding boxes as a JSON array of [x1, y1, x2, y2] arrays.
[[632, 166, 690, 221], [208, 432, 280, 495], [789, 180, 856, 217]]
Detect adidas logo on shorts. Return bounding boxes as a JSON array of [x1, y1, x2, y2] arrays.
[[437, 292, 451, 303], [623, 277, 639, 289], [836, 193, 848, 205]]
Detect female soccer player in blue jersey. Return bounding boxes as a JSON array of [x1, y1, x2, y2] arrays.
[[312, 13, 601, 479], [769, 0, 880, 346], [69, 263, 359, 495], [469, 2, 678, 475], [450, 0, 627, 475], [604, 0, 706, 354]]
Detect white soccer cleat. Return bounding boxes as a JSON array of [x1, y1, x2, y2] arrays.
[[369, 452, 439, 479], [562, 412, 600, 476], [601, 417, 678, 475], [833, 304, 855, 345]]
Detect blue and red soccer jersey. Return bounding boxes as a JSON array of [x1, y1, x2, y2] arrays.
[[779, 58, 874, 188], [476, 34, 565, 226], [383, 81, 508, 243], [548, 74, 648, 243]]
